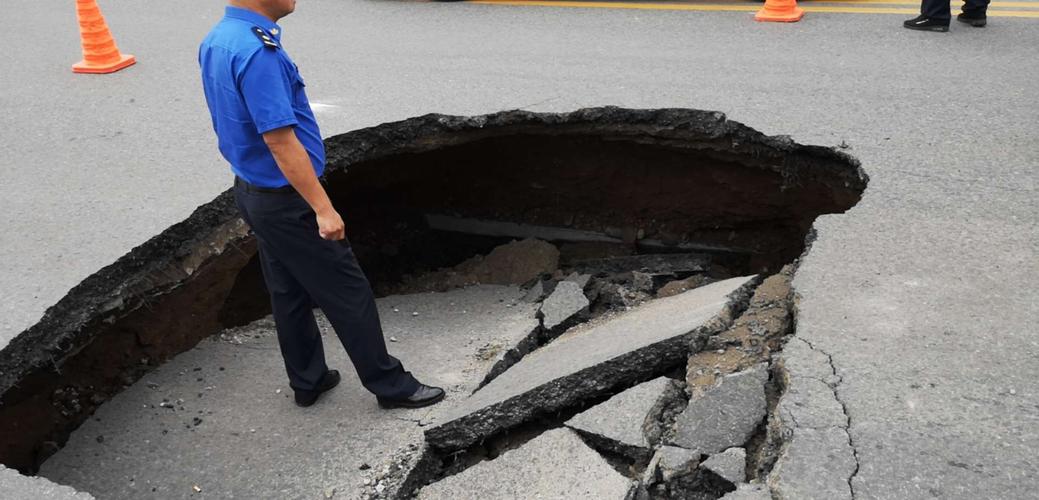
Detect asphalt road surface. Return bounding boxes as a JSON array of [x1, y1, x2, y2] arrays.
[[2, 0, 1037, 498]]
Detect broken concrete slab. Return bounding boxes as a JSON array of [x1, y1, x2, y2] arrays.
[[701, 447, 747, 485], [0, 465, 93, 500], [767, 427, 856, 500], [416, 428, 631, 499], [720, 483, 771, 500], [776, 336, 839, 384], [424, 276, 756, 453], [564, 377, 673, 460], [539, 280, 589, 332], [776, 375, 848, 431], [763, 336, 856, 500], [38, 286, 538, 499], [668, 363, 768, 454]]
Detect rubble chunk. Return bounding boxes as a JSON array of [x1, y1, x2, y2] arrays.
[[700, 447, 747, 484], [416, 428, 631, 499], [565, 377, 674, 460], [720, 483, 771, 500], [668, 364, 768, 454], [653, 445, 701, 483], [563, 272, 591, 288], [404, 238, 560, 291], [472, 238, 560, 285], [657, 275, 712, 298], [538, 280, 589, 331], [522, 280, 548, 303], [426, 276, 756, 453], [631, 271, 655, 292]]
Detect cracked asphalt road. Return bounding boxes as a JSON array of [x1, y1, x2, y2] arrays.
[[3, 0, 1037, 498]]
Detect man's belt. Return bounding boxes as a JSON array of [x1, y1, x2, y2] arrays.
[[234, 177, 297, 194]]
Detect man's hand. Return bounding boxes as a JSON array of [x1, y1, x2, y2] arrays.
[[316, 208, 346, 241]]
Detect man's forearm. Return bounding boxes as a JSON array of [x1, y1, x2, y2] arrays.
[[263, 127, 333, 215]]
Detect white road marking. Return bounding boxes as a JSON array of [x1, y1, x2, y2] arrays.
[[309, 102, 341, 114]]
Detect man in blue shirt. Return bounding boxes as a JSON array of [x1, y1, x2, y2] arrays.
[[199, 0, 444, 409]]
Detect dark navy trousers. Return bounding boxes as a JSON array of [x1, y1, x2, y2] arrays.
[[921, 0, 988, 20], [233, 180, 418, 400]]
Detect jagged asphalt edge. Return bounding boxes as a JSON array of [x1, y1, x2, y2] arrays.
[[0, 106, 869, 400]]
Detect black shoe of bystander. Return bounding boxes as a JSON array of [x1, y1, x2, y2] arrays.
[[957, 10, 987, 27], [904, 15, 951, 31]]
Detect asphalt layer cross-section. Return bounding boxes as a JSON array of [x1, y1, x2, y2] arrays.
[[2, 0, 1037, 498]]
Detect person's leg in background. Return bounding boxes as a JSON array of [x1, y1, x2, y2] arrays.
[[959, 0, 990, 26]]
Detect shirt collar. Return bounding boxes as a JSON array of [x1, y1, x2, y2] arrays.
[[224, 6, 283, 40]]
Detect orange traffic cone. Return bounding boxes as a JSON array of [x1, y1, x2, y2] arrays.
[[755, 0, 805, 22], [72, 0, 135, 74]]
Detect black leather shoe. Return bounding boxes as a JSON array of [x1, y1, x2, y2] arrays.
[[377, 384, 445, 409], [294, 370, 341, 407], [903, 15, 950, 32], [957, 10, 987, 27]]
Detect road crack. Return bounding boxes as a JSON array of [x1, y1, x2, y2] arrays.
[[798, 337, 861, 499]]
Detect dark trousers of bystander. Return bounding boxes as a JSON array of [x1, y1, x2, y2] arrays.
[[233, 178, 419, 400], [921, 0, 989, 20]]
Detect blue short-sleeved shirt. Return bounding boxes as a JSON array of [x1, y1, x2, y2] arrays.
[[199, 6, 325, 188]]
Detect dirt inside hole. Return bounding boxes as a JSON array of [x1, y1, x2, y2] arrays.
[[0, 108, 866, 475]]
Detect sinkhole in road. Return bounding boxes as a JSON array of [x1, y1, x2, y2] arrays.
[[0, 108, 867, 481]]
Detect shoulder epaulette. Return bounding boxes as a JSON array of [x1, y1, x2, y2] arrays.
[[251, 26, 279, 49]]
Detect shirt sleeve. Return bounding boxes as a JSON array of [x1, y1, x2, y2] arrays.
[[237, 48, 298, 134]]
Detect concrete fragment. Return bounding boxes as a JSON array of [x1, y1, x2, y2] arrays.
[[404, 238, 560, 291], [650, 445, 738, 500], [539, 280, 589, 331], [565, 377, 673, 460], [700, 447, 747, 484], [658, 275, 712, 298], [426, 276, 756, 452], [522, 279, 547, 303], [563, 272, 591, 288], [472, 238, 559, 285], [595, 282, 640, 309], [0, 465, 94, 499], [776, 375, 847, 431], [669, 364, 768, 454], [720, 483, 771, 500], [632, 271, 655, 292], [767, 427, 855, 500], [416, 428, 631, 499], [641, 379, 688, 446], [776, 337, 837, 383], [654, 445, 701, 483]]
